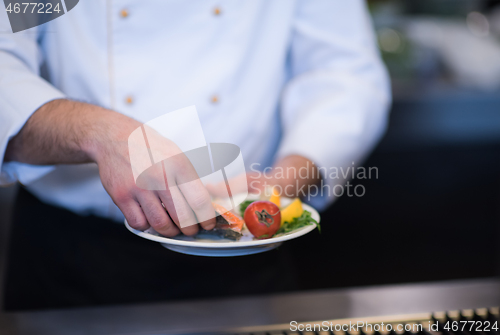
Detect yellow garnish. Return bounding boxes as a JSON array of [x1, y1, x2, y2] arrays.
[[269, 187, 281, 208], [280, 198, 303, 226]]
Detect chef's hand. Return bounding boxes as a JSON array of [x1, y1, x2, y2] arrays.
[[5, 99, 216, 236], [206, 155, 321, 199], [249, 155, 322, 198], [87, 109, 217, 237]]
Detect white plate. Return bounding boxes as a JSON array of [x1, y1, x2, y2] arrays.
[[124, 197, 320, 257]]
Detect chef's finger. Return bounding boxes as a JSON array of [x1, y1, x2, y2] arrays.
[[178, 179, 216, 231], [163, 154, 215, 232], [135, 190, 180, 237], [120, 199, 149, 231], [158, 187, 199, 236]]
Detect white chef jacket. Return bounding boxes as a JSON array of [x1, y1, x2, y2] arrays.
[[0, 0, 390, 221]]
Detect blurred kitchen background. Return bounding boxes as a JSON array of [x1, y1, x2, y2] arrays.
[[0, 0, 499, 307], [304, 0, 500, 288]]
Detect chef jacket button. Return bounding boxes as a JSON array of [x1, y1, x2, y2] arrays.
[[213, 7, 221, 16], [120, 9, 129, 18], [210, 95, 219, 104], [125, 95, 134, 105]]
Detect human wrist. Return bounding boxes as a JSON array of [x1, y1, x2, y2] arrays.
[[78, 104, 140, 164]]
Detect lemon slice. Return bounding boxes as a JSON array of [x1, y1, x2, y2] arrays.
[[269, 187, 281, 207], [280, 198, 303, 226]]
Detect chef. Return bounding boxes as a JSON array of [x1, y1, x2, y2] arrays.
[[0, 0, 390, 310]]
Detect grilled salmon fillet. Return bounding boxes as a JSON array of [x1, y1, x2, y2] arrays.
[[200, 203, 244, 240]]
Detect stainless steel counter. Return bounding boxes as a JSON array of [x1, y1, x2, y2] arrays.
[[0, 278, 498, 335]]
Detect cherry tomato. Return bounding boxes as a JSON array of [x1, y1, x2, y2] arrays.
[[244, 201, 281, 239]]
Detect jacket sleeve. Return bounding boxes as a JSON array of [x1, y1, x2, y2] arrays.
[[277, 0, 391, 210], [0, 9, 65, 185]]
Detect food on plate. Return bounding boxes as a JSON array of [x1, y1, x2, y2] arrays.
[[200, 203, 244, 240], [194, 195, 317, 241], [269, 187, 281, 207], [239, 196, 318, 239], [158, 195, 317, 241], [280, 198, 303, 226], [243, 201, 281, 239], [275, 210, 319, 235], [239, 199, 255, 217]]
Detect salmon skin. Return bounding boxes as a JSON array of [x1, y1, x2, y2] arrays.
[[200, 203, 244, 240]]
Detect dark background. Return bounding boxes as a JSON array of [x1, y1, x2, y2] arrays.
[[287, 99, 500, 289]]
